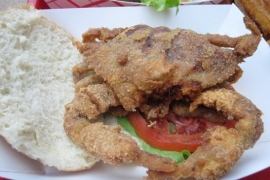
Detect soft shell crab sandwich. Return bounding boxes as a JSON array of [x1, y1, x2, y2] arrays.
[[64, 17, 263, 180]]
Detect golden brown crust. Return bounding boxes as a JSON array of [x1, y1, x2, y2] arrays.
[[172, 101, 228, 123], [76, 23, 260, 114], [82, 27, 126, 43], [64, 83, 177, 172], [64, 24, 262, 178], [190, 88, 263, 149], [206, 17, 261, 57], [235, 0, 270, 42], [64, 86, 263, 179], [147, 89, 263, 180], [147, 126, 245, 180]]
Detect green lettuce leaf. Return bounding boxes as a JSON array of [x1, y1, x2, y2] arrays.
[[117, 116, 191, 163], [140, 0, 181, 11]]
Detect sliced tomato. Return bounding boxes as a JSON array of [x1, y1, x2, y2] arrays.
[[127, 112, 203, 152], [127, 111, 237, 152], [224, 120, 237, 129]]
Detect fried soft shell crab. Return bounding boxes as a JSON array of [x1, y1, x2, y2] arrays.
[[64, 17, 263, 180]]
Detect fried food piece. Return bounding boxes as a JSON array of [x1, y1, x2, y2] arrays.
[[147, 126, 245, 180], [206, 17, 261, 57], [64, 84, 263, 178], [235, 0, 270, 42], [64, 23, 262, 177], [77, 22, 260, 113], [147, 88, 263, 180], [138, 99, 171, 119], [190, 88, 263, 149], [82, 27, 126, 43], [171, 101, 228, 123], [74, 73, 104, 92], [65, 84, 120, 124], [64, 83, 177, 172]]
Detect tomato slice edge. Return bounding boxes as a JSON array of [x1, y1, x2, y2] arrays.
[[127, 112, 203, 152]]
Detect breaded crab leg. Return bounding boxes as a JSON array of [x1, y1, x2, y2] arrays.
[[64, 83, 177, 172], [190, 88, 263, 149], [147, 88, 263, 180], [206, 17, 261, 57]]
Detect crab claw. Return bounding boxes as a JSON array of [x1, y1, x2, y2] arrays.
[[190, 88, 263, 149], [64, 83, 177, 172], [147, 88, 263, 180]]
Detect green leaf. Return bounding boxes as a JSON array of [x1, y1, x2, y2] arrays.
[[176, 6, 179, 15], [140, 0, 180, 11], [169, 122, 175, 133], [117, 116, 191, 163], [117, 116, 138, 137], [140, 139, 187, 163], [154, 0, 166, 11], [165, 0, 180, 8], [141, 0, 152, 6]]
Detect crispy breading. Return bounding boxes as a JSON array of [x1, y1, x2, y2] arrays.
[[147, 126, 245, 180], [65, 84, 120, 122], [190, 88, 263, 149], [64, 23, 263, 178], [64, 86, 263, 179], [147, 89, 263, 180], [75, 73, 104, 92], [171, 101, 228, 123], [82, 27, 126, 43], [235, 0, 270, 42], [76, 23, 260, 112], [64, 83, 177, 172], [206, 17, 261, 57]]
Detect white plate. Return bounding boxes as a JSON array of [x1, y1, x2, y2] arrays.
[[0, 4, 269, 180], [113, 0, 223, 5]]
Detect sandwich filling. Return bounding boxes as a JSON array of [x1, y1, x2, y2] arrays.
[[117, 109, 236, 163]]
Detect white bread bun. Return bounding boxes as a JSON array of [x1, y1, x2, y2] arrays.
[[0, 5, 99, 171]]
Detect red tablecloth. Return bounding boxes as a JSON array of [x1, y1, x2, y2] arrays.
[[27, 0, 230, 9], [240, 167, 270, 180], [1, 167, 270, 179]]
